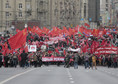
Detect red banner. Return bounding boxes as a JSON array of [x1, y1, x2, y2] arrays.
[[95, 46, 118, 55], [42, 57, 65, 62]]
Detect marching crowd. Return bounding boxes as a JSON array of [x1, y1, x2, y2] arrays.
[[0, 27, 118, 69], [0, 50, 118, 69]]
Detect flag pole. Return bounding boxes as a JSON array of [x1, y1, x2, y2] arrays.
[[24, 23, 28, 45]]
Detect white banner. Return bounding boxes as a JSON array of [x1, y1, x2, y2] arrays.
[[28, 45, 37, 52], [68, 47, 81, 52]]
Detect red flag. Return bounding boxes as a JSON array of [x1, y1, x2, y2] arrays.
[[2, 48, 10, 56], [62, 27, 69, 36], [48, 50, 53, 54], [68, 28, 72, 36], [1, 43, 10, 56], [4, 42, 8, 49], [63, 50, 66, 56], [78, 26, 85, 33], [42, 27, 49, 34], [55, 48, 60, 54], [28, 27, 32, 32], [92, 29, 99, 36], [90, 42, 95, 54], [74, 26, 79, 34], [16, 29, 21, 33], [51, 27, 58, 36], [66, 38, 69, 45], [56, 27, 62, 35], [84, 23, 90, 27], [8, 28, 27, 49], [101, 40, 108, 46], [82, 45, 88, 53], [33, 26, 42, 36]]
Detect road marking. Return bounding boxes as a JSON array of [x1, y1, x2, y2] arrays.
[[101, 70, 104, 71], [69, 78, 73, 80], [105, 71, 108, 72], [69, 76, 72, 78], [48, 70, 51, 71], [67, 69, 72, 76], [85, 70, 89, 72], [111, 73, 115, 75], [66, 68, 75, 83], [0, 68, 36, 84], [70, 81, 75, 83]]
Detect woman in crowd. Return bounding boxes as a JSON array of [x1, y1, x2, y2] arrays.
[[92, 54, 97, 70]]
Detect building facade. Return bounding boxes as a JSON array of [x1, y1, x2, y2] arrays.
[[100, 0, 118, 27], [100, 0, 112, 26], [111, 0, 118, 26], [0, 0, 100, 32], [0, 0, 38, 31], [88, 0, 100, 29]]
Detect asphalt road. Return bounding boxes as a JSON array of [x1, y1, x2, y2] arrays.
[[0, 66, 118, 84]]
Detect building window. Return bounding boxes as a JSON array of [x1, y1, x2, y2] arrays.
[[26, 0, 31, 2], [6, 21, 10, 26], [26, 4, 30, 9], [106, 0, 108, 3], [19, 12, 22, 17], [106, 8, 108, 11], [19, 3, 22, 8], [84, 3, 86, 18], [6, 3, 9, 8], [106, 4, 108, 7], [6, 12, 9, 17]]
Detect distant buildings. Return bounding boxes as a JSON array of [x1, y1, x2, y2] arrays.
[[88, 0, 100, 29], [100, 0, 112, 26], [100, 0, 118, 27], [0, 0, 101, 32]]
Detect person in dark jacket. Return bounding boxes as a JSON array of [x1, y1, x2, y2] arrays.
[[84, 53, 90, 69], [4, 53, 9, 67], [20, 50, 28, 68], [0, 52, 2, 67], [38, 55, 42, 67], [107, 55, 112, 68], [33, 53, 38, 67], [73, 53, 79, 69], [64, 52, 71, 68], [13, 53, 18, 68]]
